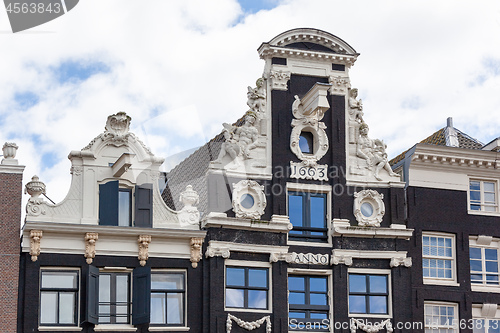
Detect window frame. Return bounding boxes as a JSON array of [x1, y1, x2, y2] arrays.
[[150, 270, 187, 328], [39, 268, 80, 328], [424, 301, 458, 333], [470, 236, 500, 293], [286, 183, 332, 246], [468, 178, 499, 214], [288, 268, 332, 332], [347, 268, 391, 318], [224, 260, 272, 313], [97, 269, 132, 325], [472, 303, 500, 333], [422, 232, 458, 286]]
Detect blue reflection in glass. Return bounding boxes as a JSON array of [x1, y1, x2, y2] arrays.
[[226, 268, 245, 286], [248, 269, 267, 288], [310, 195, 326, 228]]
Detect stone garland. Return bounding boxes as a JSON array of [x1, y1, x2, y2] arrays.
[[226, 314, 271, 333]]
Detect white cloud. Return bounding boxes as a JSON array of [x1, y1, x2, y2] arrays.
[[0, 0, 499, 208]]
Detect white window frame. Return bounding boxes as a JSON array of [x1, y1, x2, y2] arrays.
[[424, 301, 458, 333], [422, 232, 458, 286], [38, 267, 81, 332], [149, 269, 188, 331], [287, 267, 333, 331], [224, 260, 272, 313], [468, 178, 499, 215], [472, 303, 500, 333], [469, 236, 500, 293], [286, 183, 332, 247], [347, 268, 392, 319]]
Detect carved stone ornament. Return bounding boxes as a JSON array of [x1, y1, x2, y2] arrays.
[[247, 77, 267, 116], [353, 189, 385, 227], [2, 142, 18, 159], [30, 230, 43, 262], [70, 166, 83, 176], [350, 318, 393, 333], [178, 185, 201, 227], [390, 257, 412, 268], [290, 83, 330, 167], [232, 180, 267, 220], [226, 314, 271, 333], [105, 111, 131, 141], [205, 245, 230, 259], [190, 237, 204, 268], [331, 255, 353, 266], [138, 235, 151, 266], [84, 233, 99, 264], [270, 252, 329, 265], [269, 70, 291, 91], [329, 75, 350, 95], [25, 175, 47, 217]]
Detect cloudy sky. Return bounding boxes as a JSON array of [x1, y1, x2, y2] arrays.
[[1, 0, 500, 204]]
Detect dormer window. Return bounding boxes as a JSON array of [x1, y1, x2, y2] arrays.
[[99, 180, 152, 228], [299, 131, 314, 154]]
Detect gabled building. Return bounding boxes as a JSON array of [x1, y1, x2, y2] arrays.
[[392, 118, 500, 333]]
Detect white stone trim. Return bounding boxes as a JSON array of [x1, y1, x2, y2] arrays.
[[472, 303, 500, 319], [202, 213, 292, 233], [270, 252, 329, 265], [353, 189, 385, 227], [205, 240, 288, 260], [0, 164, 25, 174], [348, 268, 392, 319], [232, 180, 267, 220], [332, 250, 411, 267], [39, 327, 82, 331], [470, 236, 500, 293], [94, 324, 137, 331], [226, 314, 271, 333], [332, 223, 413, 239], [148, 327, 190, 332]]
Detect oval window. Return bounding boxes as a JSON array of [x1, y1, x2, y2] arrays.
[[299, 131, 314, 154], [360, 202, 374, 217], [240, 194, 255, 209]]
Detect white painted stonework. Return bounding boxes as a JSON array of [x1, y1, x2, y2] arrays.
[[231, 179, 267, 220], [353, 189, 385, 227]]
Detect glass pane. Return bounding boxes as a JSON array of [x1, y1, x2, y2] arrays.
[[486, 249, 498, 261], [486, 275, 499, 284], [470, 191, 481, 201], [369, 296, 387, 314], [473, 319, 486, 333], [116, 275, 129, 302], [288, 276, 304, 291], [288, 193, 304, 228], [289, 292, 305, 305], [226, 289, 244, 308], [369, 275, 387, 293], [484, 192, 495, 203], [471, 204, 481, 211], [423, 236, 430, 246], [41, 271, 78, 289], [470, 259, 483, 272], [310, 312, 328, 319], [484, 182, 496, 192], [248, 269, 267, 288], [349, 274, 367, 293], [99, 305, 110, 316], [490, 320, 500, 333], [470, 181, 481, 191], [99, 274, 110, 302], [150, 293, 166, 324], [289, 311, 306, 319], [118, 190, 131, 226], [486, 261, 499, 273], [310, 293, 327, 306], [299, 132, 313, 154], [240, 194, 255, 209], [471, 274, 483, 283], [152, 273, 184, 290], [248, 290, 267, 309], [361, 202, 374, 217], [349, 295, 366, 313], [226, 268, 245, 287], [59, 293, 75, 324], [470, 247, 482, 260], [166, 293, 183, 324], [310, 277, 327, 292], [40, 292, 57, 324], [310, 195, 326, 228]]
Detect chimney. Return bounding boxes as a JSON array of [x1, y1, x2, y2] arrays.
[[444, 117, 459, 147], [0, 142, 24, 333]]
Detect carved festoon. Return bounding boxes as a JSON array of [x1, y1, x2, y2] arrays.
[[178, 185, 200, 227], [25, 175, 47, 217], [231, 179, 266, 220], [84, 233, 99, 264], [350, 318, 393, 333], [29, 230, 43, 262], [138, 235, 152, 266], [190, 237, 204, 268], [226, 314, 272, 333]]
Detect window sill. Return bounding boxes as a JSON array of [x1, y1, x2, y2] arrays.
[[94, 324, 137, 332], [224, 307, 272, 314], [39, 327, 82, 332], [423, 279, 460, 287], [287, 239, 331, 248], [471, 285, 500, 293], [468, 210, 500, 217], [149, 327, 190, 332], [349, 313, 392, 319]]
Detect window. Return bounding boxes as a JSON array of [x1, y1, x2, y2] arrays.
[[150, 272, 186, 326], [470, 247, 499, 286], [472, 304, 500, 333], [99, 181, 152, 227], [98, 272, 130, 324], [470, 180, 498, 212], [288, 275, 329, 331], [288, 191, 327, 242], [299, 132, 314, 154], [40, 270, 79, 326], [225, 266, 269, 310], [424, 302, 458, 332], [422, 233, 456, 285], [348, 273, 389, 316]]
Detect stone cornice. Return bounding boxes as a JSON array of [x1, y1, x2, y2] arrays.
[[258, 44, 357, 65], [202, 213, 292, 233], [332, 224, 413, 240], [0, 164, 25, 174]]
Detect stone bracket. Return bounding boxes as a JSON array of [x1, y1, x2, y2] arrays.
[[138, 235, 151, 266], [84, 232, 99, 264], [190, 237, 204, 268], [29, 230, 43, 262]]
